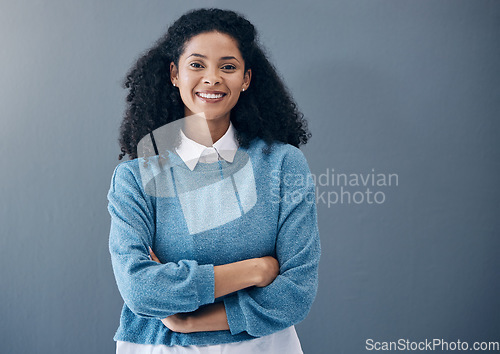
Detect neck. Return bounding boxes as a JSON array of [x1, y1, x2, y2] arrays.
[[183, 113, 230, 147]]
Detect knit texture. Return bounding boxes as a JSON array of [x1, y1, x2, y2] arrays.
[[107, 138, 321, 346]]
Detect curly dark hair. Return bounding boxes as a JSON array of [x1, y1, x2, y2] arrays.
[[118, 8, 310, 160]]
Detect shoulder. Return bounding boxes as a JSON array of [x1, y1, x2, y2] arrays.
[[275, 143, 308, 164], [110, 159, 140, 185], [244, 139, 312, 183], [255, 139, 309, 170], [246, 138, 308, 163], [110, 155, 182, 199], [109, 158, 150, 195]]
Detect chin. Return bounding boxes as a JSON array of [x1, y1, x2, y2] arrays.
[[202, 112, 230, 121]]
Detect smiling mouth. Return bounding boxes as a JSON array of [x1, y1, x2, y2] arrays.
[[196, 92, 226, 100]]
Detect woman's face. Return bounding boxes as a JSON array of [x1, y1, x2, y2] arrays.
[[170, 31, 251, 123]]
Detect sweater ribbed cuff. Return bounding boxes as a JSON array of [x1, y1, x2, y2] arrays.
[[196, 264, 215, 306]]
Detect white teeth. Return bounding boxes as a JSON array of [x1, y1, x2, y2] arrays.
[[198, 92, 224, 99]]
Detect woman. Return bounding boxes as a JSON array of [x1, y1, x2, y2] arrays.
[[107, 8, 321, 353]]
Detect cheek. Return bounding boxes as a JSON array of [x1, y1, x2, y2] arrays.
[[178, 70, 199, 86], [228, 78, 244, 95], [178, 79, 197, 100], [179, 76, 193, 88], [231, 91, 241, 101]]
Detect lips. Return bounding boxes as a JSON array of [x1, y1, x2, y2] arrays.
[[195, 91, 227, 102]]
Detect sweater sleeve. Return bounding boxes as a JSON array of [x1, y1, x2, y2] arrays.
[[223, 147, 321, 337], [107, 162, 215, 318]]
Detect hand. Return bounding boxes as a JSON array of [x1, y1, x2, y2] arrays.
[[162, 303, 229, 333], [149, 247, 161, 263], [254, 256, 280, 287], [161, 313, 192, 333]]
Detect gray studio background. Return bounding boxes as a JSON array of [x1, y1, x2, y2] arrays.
[[1, 1, 499, 353]]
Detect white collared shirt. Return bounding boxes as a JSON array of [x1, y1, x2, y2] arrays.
[[174, 121, 239, 170], [117, 122, 303, 354], [116, 325, 302, 353]]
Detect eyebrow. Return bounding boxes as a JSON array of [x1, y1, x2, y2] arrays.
[[187, 53, 240, 63]]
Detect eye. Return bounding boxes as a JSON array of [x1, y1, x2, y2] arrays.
[[221, 64, 236, 71], [190, 62, 204, 69]]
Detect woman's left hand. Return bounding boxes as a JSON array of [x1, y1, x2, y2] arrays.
[[161, 313, 192, 333], [149, 247, 193, 333], [149, 247, 161, 263]]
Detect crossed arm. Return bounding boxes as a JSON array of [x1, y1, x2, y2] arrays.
[[149, 247, 280, 333], [108, 150, 320, 336]]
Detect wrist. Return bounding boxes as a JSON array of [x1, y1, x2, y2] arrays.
[[188, 303, 229, 332], [183, 314, 195, 333], [247, 258, 263, 287]]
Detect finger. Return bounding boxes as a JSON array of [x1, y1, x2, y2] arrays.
[[149, 246, 156, 257], [149, 247, 161, 263]]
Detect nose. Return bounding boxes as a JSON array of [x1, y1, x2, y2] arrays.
[[203, 69, 221, 86]]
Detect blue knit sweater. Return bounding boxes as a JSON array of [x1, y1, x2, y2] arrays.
[[107, 138, 321, 346]]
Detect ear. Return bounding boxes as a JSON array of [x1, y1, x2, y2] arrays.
[[243, 68, 252, 91], [170, 62, 178, 86]]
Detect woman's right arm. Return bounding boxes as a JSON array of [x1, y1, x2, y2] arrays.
[[108, 163, 215, 319]]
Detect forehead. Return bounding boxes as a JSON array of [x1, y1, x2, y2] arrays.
[[180, 31, 242, 60]]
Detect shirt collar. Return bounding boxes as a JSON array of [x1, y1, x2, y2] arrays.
[[175, 121, 239, 171]]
